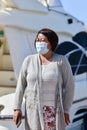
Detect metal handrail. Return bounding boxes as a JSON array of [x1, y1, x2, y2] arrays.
[[0, 115, 25, 120], [73, 97, 87, 104]]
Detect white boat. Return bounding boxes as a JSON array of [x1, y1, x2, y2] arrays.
[[0, 0, 87, 130]]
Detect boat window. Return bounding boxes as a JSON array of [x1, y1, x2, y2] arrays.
[[0, 30, 4, 36], [38, 0, 63, 7], [75, 109, 87, 115], [48, 0, 63, 7], [72, 108, 87, 123], [0, 30, 4, 47], [55, 33, 87, 75], [0, 105, 4, 111], [73, 116, 83, 122]]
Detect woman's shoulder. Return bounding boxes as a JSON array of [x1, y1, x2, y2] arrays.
[[54, 53, 66, 61], [23, 54, 38, 64], [24, 54, 38, 60], [54, 53, 69, 67]]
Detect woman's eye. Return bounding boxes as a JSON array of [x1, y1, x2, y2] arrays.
[[41, 39, 46, 42], [36, 38, 46, 42]]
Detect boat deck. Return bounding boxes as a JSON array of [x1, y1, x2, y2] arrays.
[[0, 87, 15, 96], [67, 119, 85, 130]]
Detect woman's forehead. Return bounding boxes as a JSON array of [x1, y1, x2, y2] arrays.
[[37, 33, 47, 39]]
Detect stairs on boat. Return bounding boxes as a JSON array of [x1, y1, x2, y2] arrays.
[[0, 33, 16, 96]]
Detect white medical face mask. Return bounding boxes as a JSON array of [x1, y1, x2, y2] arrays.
[[36, 41, 49, 54]]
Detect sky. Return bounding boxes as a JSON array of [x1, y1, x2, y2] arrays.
[[61, 0, 87, 26]]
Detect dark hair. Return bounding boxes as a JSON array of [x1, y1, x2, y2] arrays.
[[34, 28, 58, 51]]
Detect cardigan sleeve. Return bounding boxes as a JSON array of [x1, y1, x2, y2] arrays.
[[13, 56, 29, 110], [61, 56, 75, 114]]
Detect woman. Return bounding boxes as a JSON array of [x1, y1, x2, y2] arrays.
[[13, 28, 74, 130]]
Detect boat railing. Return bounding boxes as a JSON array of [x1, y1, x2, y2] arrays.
[[0, 115, 25, 120]]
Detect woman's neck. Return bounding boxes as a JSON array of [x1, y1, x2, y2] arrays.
[[39, 51, 54, 65]]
